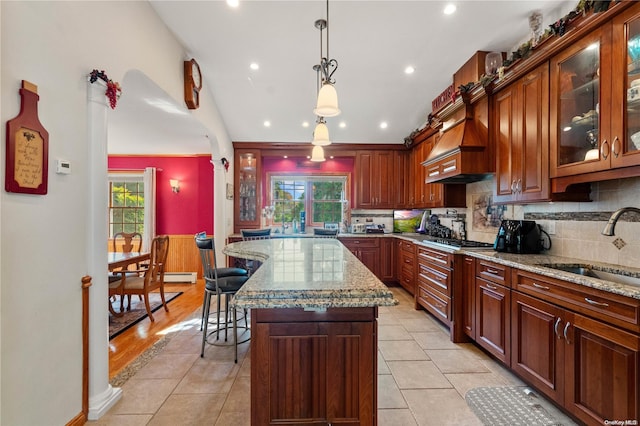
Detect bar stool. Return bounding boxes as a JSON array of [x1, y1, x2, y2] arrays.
[[195, 235, 249, 362], [240, 228, 271, 274]]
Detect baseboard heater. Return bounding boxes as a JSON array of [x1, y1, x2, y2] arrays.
[[164, 272, 197, 283]]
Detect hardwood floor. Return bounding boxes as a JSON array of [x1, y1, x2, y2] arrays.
[[108, 280, 204, 379]]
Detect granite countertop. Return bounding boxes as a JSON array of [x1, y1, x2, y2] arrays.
[[223, 238, 398, 309], [461, 250, 640, 300]]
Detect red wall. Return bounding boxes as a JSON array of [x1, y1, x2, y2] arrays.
[[262, 156, 355, 207], [108, 155, 214, 235]]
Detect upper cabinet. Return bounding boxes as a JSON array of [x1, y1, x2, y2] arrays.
[[494, 63, 551, 203], [551, 5, 640, 185], [355, 150, 396, 209], [234, 149, 261, 233]]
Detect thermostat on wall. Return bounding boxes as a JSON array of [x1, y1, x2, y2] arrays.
[[56, 159, 71, 174]]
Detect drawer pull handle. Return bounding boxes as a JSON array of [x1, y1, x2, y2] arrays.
[[486, 283, 498, 290], [486, 268, 499, 274], [532, 282, 550, 290], [584, 297, 609, 308], [563, 322, 571, 344], [554, 317, 562, 339]]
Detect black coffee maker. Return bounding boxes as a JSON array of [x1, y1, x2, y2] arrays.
[[493, 220, 544, 254]]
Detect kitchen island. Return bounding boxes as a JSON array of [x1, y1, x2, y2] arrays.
[[223, 238, 397, 425]]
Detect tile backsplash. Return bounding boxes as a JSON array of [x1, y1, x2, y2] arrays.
[[349, 176, 640, 268], [466, 176, 640, 268]]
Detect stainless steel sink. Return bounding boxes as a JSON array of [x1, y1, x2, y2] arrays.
[[537, 263, 640, 287]]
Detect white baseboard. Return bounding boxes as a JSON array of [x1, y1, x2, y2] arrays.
[[164, 272, 197, 283]]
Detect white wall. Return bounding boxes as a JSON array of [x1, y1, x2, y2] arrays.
[[0, 2, 232, 424]]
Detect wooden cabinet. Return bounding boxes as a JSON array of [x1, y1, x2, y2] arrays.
[[233, 149, 262, 233], [379, 237, 394, 282], [475, 260, 511, 365], [494, 63, 551, 203], [550, 6, 640, 184], [355, 150, 395, 209], [393, 150, 409, 208], [339, 237, 380, 279], [511, 268, 640, 424], [455, 255, 476, 342], [396, 239, 416, 295], [415, 246, 453, 326], [251, 307, 377, 425]]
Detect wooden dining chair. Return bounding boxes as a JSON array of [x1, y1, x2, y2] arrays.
[[115, 235, 170, 322], [110, 231, 145, 307]]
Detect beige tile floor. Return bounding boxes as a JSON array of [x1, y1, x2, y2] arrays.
[[90, 287, 575, 425]]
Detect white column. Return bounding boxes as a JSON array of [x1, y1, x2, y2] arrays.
[[86, 80, 121, 419]]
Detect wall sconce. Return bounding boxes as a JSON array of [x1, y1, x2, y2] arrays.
[[169, 179, 180, 193]]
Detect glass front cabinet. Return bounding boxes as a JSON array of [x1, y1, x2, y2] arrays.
[[234, 149, 261, 233], [551, 6, 640, 178]]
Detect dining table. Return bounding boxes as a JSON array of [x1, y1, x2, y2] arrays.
[[108, 251, 150, 271]]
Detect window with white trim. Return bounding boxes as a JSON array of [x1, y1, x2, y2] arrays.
[[108, 174, 145, 236], [269, 175, 347, 226]]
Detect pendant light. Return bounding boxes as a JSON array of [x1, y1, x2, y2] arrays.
[[312, 117, 331, 146], [310, 145, 326, 162], [313, 0, 340, 117]]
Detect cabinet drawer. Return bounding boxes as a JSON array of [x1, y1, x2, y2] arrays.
[[400, 269, 415, 295], [476, 260, 511, 287], [418, 246, 453, 268], [339, 237, 379, 248], [513, 269, 640, 333], [400, 253, 414, 267], [417, 263, 450, 297], [416, 284, 450, 323], [399, 240, 415, 253]]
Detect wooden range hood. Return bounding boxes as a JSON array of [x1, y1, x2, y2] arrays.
[[420, 87, 494, 184]]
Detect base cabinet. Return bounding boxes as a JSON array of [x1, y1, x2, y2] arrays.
[[251, 308, 377, 425], [512, 290, 640, 425], [475, 278, 511, 365]]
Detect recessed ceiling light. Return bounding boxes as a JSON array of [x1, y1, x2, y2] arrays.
[[250, 62, 259, 70], [380, 122, 388, 129], [263, 120, 271, 127], [302, 121, 310, 128], [404, 66, 415, 74], [329, 155, 334, 159], [443, 4, 456, 15], [283, 155, 288, 159], [227, 0, 239, 8], [339, 121, 346, 128]]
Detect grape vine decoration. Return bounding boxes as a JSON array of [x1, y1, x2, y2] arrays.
[[89, 69, 122, 109]]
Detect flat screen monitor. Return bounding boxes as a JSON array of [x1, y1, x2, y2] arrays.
[[393, 209, 428, 233]]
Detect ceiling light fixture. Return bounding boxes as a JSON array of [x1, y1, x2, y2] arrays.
[[404, 66, 415, 74], [227, 0, 239, 8], [310, 145, 326, 162], [443, 4, 456, 15], [380, 121, 388, 129], [313, 0, 340, 118], [312, 64, 332, 147], [250, 62, 259, 70], [263, 120, 271, 127]]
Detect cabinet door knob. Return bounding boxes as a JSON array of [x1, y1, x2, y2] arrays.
[[486, 283, 498, 291], [584, 297, 609, 308], [612, 136, 620, 158], [600, 139, 609, 160], [532, 282, 550, 291], [511, 180, 517, 193], [516, 179, 522, 193], [563, 322, 571, 344], [554, 317, 562, 339]]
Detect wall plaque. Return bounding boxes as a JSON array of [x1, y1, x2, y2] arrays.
[[5, 80, 49, 195]]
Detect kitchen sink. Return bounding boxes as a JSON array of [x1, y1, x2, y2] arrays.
[[537, 263, 640, 287]]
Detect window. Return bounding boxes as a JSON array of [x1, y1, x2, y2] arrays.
[[108, 175, 145, 236], [269, 175, 347, 226]]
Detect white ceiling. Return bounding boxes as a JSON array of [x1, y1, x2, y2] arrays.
[[111, 0, 573, 154]]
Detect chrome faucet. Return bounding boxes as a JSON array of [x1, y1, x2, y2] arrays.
[[601, 207, 640, 236]]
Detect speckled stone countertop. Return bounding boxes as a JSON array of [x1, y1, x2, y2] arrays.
[[461, 250, 640, 300], [223, 238, 398, 309]]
